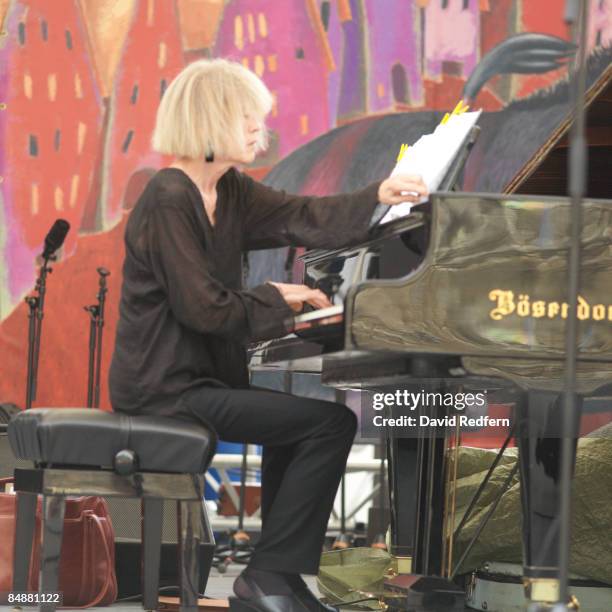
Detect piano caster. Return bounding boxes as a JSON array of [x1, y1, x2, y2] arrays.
[[524, 578, 580, 612], [527, 601, 580, 612]]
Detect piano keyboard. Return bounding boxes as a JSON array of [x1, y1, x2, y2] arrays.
[[293, 304, 344, 328], [293, 304, 344, 339]]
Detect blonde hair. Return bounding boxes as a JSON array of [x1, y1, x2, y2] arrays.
[[152, 58, 273, 159]]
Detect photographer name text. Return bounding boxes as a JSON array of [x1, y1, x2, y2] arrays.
[[372, 414, 509, 428]]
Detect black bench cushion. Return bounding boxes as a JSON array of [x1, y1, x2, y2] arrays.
[[8, 408, 217, 474]]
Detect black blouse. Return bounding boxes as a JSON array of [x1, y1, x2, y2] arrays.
[[109, 167, 381, 416]]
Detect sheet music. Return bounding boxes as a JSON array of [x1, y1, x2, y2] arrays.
[[379, 109, 482, 224]]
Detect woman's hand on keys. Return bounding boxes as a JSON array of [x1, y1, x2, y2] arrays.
[[267, 282, 332, 313]]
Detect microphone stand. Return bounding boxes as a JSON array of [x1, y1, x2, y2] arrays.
[[25, 255, 54, 409], [84, 268, 110, 408], [332, 389, 352, 550], [552, 2, 589, 610], [84, 303, 98, 409]]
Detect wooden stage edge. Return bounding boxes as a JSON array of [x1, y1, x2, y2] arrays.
[[158, 596, 230, 610]]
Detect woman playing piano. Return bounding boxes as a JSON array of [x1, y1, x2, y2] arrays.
[[109, 58, 427, 612]]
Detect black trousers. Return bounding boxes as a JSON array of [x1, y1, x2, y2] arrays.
[[176, 385, 358, 574]]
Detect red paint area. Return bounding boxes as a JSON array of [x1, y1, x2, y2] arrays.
[[0, 215, 127, 411], [423, 74, 503, 111], [302, 116, 380, 195], [480, 0, 517, 56], [99, 0, 184, 227], [4, 0, 101, 255], [515, 0, 572, 97]]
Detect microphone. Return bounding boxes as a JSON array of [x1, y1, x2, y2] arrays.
[[42, 219, 70, 259]]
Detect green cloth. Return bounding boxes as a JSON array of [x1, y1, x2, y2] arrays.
[[317, 424, 612, 607], [453, 426, 612, 585], [317, 548, 395, 610]]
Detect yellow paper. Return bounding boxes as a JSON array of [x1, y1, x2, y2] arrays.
[[396, 143, 409, 162]]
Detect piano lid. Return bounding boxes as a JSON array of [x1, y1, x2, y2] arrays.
[[469, 57, 612, 196], [512, 67, 612, 198]]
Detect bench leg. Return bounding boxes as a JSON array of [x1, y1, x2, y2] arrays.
[[198, 499, 215, 595], [141, 498, 163, 611], [13, 492, 37, 592], [177, 500, 204, 612], [39, 495, 65, 612]]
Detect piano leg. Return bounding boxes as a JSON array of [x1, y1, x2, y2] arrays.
[[386, 384, 447, 576], [387, 433, 419, 573], [515, 391, 582, 610], [415, 410, 447, 576]]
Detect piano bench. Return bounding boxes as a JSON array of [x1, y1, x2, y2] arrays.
[[7, 408, 218, 612]]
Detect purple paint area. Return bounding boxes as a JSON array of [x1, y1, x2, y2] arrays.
[[337, 0, 366, 119], [364, 0, 423, 109], [425, 0, 480, 79], [317, 0, 343, 125], [215, 0, 331, 155], [589, 0, 612, 48]]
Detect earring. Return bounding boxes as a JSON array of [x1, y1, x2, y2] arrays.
[[205, 144, 214, 163]]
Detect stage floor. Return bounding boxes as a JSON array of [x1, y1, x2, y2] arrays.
[[0, 566, 472, 611], [0, 567, 322, 611]]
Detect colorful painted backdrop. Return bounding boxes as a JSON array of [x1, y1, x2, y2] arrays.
[[0, 0, 610, 410]]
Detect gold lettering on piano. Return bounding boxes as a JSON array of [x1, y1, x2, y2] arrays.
[[489, 290, 612, 323], [593, 304, 605, 321], [577, 296, 590, 320], [517, 294, 530, 317], [488, 290, 515, 320], [562, 303, 570, 318], [548, 302, 560, 318], [532, 300, 546, 318]]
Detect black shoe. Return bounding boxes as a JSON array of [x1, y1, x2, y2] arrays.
[[294, 585, 340, 611], [228, 594, 339, 611], [230, 572, 339, 611]]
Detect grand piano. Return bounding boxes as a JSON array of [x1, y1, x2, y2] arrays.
[[249, 53, 612, 610]]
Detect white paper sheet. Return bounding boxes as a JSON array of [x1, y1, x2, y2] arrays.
[[379, 110, 482, 224]]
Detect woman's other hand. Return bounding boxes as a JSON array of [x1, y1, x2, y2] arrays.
[[267, 282, 332, 313], [378, 174, 428, 205]]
